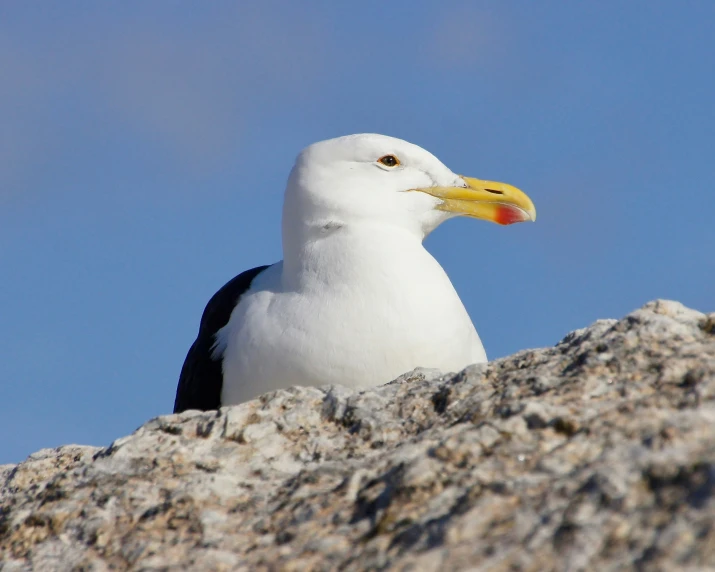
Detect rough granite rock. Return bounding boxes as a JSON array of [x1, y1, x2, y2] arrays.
[[1, 300, 714, 571]]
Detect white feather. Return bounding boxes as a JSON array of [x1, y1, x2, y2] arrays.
[[218, 134, 486, 405]]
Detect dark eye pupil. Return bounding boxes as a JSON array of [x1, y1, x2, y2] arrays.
[[380, 155, 397, 166]]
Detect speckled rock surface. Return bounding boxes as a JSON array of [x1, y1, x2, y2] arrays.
[[1, 300, 714, 571]]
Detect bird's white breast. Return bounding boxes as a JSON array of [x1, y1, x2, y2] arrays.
[[219, 227, 485, 405]]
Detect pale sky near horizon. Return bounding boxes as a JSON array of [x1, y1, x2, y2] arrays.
[[1, 1, 713, 464]]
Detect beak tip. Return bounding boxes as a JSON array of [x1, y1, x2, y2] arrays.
[[495, 204, 536, 225]]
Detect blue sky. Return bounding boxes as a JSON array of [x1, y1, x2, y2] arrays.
[[1, 1, 713, 464]]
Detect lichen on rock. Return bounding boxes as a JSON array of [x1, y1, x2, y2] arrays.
[[1, 300, 714, 571]]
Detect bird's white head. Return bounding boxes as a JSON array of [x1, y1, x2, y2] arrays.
[[282, 133, 535, 248]]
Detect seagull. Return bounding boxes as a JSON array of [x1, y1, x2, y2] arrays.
[[173, 133, 535, 413]]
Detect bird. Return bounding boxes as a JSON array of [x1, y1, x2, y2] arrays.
[[173, 133, 535, 413]]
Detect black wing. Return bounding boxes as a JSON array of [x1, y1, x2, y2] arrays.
[[173, 265, 270, 413]]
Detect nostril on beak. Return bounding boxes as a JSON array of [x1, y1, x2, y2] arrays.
[[485, 188, 504, 195]]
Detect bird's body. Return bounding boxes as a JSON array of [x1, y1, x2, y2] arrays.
[[174, 134, 535, 413], [218, 226, 484, 405]]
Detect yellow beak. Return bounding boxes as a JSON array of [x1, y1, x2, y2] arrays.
[[414, 176, 536, 225]]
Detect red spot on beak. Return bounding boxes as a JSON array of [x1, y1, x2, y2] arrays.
[[494, 204, 529, 225]]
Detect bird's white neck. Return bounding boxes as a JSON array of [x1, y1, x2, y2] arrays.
[[281, 221, 436, 292]]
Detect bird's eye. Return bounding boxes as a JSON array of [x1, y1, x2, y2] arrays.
[[377, 155, 400, 168]]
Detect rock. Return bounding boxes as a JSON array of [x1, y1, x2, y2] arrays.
[[1, 299, 714, 571]]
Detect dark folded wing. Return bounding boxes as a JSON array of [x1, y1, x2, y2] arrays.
[[173, 265, 270, 413]]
